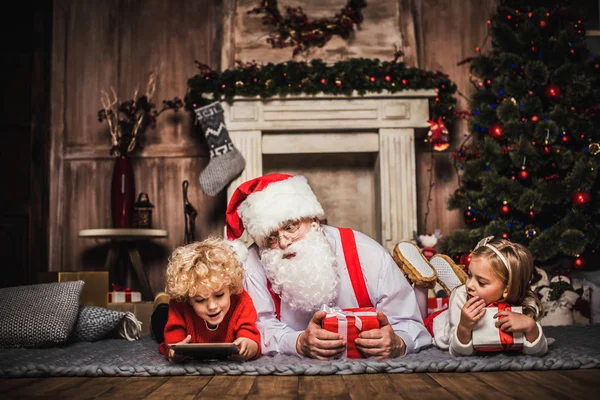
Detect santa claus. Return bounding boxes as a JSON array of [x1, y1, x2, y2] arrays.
[[226, 173, 431, 359]]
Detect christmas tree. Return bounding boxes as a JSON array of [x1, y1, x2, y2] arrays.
[[442, 0, 600, 272]]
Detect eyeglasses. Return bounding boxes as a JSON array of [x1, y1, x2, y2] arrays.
[[264, 222, 301, 249]]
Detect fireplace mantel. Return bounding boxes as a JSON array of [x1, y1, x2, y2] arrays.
[[223, 90, 436, 252]]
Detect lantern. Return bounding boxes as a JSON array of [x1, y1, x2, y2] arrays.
[[133, 192, 154, 228]]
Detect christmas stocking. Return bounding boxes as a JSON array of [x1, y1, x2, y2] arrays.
[[194, 102, 245, 196]]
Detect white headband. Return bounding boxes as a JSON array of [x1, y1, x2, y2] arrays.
[[475, 236, 510, 272]]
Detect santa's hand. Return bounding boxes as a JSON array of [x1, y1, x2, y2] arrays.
[[167, 334, 192, 362], [355, 312, 406, 359], [296, 311, 346, 360]]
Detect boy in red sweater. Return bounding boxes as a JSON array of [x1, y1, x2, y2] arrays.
[[158, 237, 260, 361]]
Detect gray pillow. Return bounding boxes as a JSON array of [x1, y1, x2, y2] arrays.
[[0, 281, 84, 348], [70, 306, 141, 342]]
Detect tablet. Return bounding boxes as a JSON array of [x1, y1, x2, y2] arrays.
[[168, 343, 239, 360]]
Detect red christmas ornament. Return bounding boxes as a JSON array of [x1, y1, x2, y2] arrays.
[[574, 257, 584, 269], [427, 118, 450, 151], [489, 124, 503, 139], [464, 209, 477, 225], [501, 232, 510, 239], [572, 191, 592, 206], [542, 145, 551, 155], [459, 253, 472, 268], [528, 209, 536, 219], [545, 85, 560, 99], [518, 169, 529, 180], [500, 203, 510, 215]]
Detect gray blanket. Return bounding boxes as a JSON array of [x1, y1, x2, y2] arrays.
[[1, 325, 599, 377]]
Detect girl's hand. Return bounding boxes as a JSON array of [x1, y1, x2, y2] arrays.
[[167, 334, 192, 362], [494, 311, 539, 342], [457, 296, 486, 345], [459, 296, 487, 330], [231, 337, 259, 361]]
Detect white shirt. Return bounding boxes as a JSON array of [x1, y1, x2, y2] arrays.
[[432, 285, 548, 356], [243, 225, 432, 356]]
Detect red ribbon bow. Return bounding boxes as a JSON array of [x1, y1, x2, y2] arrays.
[[488, 302, 515, 350], [111, 283, 132, 293]]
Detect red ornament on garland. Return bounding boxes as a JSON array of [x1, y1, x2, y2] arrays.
[[574, 256, 584, 269], [500, 202, 510, 215]]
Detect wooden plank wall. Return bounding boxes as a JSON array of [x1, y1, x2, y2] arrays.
[[416, 0, 498, 236], [49, 0, 226, 294], [49, 0, 498, 296]]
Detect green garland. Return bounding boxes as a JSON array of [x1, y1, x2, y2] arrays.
[[248, 0, 368, 56], [186, 58, 458, 123]]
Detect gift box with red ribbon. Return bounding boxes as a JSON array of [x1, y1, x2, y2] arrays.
[[472, 303, 524, 351], [321, 305, 380, 359], [108, 283, 142, 303], [427, 297, 449, 315]]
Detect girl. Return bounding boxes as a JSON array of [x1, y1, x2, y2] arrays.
[[157, 237, 261, 361], [397, 236, 547, 357]]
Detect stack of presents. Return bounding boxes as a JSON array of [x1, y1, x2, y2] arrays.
[[39, 272, 153, 333]]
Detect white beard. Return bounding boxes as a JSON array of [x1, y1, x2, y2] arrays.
[[260, 227, 339, 313]]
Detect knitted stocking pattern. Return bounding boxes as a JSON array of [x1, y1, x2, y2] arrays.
[[194, 102, 245, 196]]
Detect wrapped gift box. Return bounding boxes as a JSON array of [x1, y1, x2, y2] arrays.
[[427, 297, 449, 315], [38, 271, 108, 308], [107, 301, 153, 334], [321, 306, 380, 359], [472, 304, 524, 351], [108, 290, 142, 303]]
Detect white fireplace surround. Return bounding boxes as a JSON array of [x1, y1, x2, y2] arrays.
[[224, 90, 436, 252]]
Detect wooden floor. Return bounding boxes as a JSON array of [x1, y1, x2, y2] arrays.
[[1, 369, 598, 399]]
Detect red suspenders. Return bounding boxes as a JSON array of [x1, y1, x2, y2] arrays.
[[338, 228, 373, 308], [267, 227, 373, 320]]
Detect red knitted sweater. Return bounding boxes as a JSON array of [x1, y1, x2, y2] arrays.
[[158, 290, 261, 359]]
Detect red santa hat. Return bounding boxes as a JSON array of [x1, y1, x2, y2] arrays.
[[226, 173, 325, 245]]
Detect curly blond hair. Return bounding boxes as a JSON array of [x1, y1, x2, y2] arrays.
[[165, 237, 244, 302], [470, 238, 544, 320]]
